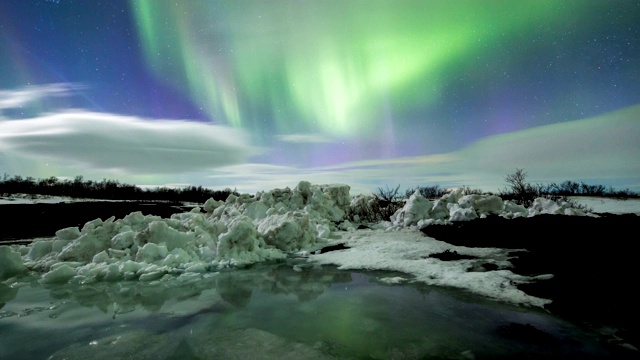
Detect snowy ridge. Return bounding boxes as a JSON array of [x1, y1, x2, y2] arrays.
[[0, 181, 589, 306]]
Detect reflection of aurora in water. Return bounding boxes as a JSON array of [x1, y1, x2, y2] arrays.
[[0, 263, 617, 359]]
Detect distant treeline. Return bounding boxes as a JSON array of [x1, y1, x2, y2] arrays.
[[534, 181, 640, 199], [398, 181, 638, 203], [0, 174, 238, 203], [496, 169, 639, 207], [347, 170, 640, 222], [2, 171, 638, 207]]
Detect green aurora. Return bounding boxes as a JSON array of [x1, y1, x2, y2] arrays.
[[130, 1, 579, 137]]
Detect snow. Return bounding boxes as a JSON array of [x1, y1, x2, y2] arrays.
[[0, 194, 80, 204], [569, 196, 640, 215], [0, 194, 147, 205], [1, 181, 636, 308], [309, 228, 551, 307]]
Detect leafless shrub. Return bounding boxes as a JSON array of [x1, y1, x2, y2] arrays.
[[405, 185, 447, 199], [347, 185, 405, 223], [499, 168, 539, 207]]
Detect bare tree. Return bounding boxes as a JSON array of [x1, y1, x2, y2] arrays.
[[505, 168, 529, 195], [374, 184, 401, 205], [501, 168, 538, 206]]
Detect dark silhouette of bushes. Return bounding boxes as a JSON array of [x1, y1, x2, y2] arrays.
[[374, 184, 402, 204], [347, 169, 639, 223], [499, 168, 540, 207], [499, 168, 639, 206], [405, 185, 447, 199], [538, 180, 639, 199], [348, 184, 492, 223], [0, 173, 237, 203], [346, 185, 404, 223], [372, 185, 404, 221], [2, 170, 637, 212], [458, 186, 486, 196], [405, 185, 487, 199]]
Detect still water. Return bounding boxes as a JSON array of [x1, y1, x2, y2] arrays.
[[0, 260, 616, 359]]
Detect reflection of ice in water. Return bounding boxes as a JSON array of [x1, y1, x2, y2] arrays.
[[0, 263, 613, 359]]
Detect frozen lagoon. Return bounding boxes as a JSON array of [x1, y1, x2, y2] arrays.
[[1, 182, 639, 358]]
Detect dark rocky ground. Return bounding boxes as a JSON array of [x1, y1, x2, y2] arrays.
[[422, 213, 640, 353], [0, 201, 193, 243]]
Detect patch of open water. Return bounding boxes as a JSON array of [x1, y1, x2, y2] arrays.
[[0, 262, 617, 359]]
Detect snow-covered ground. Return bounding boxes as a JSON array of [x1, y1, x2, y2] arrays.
[[1, 182, 638, 308], [0, 194, 85, 204], [569, 196, 640, 215], [0, 194, 198, 205], [0, 194, 150, 205], [310, 228, 552, 307]]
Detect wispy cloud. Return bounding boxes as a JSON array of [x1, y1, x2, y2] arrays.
[[276, 133, 333, 144], [205, 105, 640, 194], [0, 83, 81, 110], [1, 84, 637, 194], [0, 110, 262, 174], [455, 104, 640, 184]]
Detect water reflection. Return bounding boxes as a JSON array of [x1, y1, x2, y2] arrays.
[[0, 283, 18, 310], [2, 260, 352, 320], [215, 261, 352, 308], [0, 262, 624, 359]]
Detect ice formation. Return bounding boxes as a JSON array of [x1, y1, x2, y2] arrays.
[[3, 182, 349, 283], [0, 182, 589, 305], [390, 188, 586, 229]]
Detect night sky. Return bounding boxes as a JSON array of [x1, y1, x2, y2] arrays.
[[1, 0, 639, 194]]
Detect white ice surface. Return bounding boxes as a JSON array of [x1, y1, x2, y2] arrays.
[[310, 228, 551, 307]]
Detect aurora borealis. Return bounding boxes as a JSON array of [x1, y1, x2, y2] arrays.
[[133, 1, 565, 136], [0, 0, 639, 193]]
